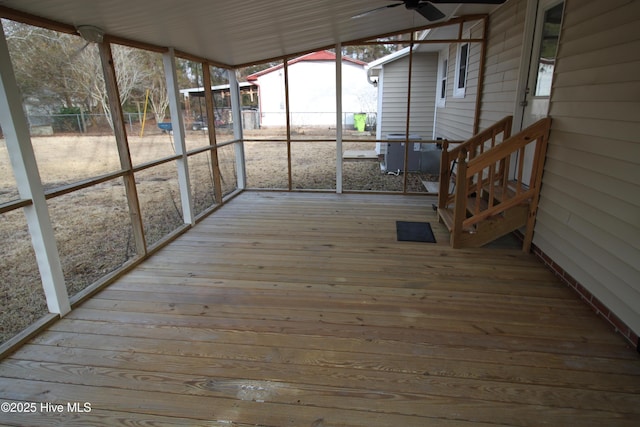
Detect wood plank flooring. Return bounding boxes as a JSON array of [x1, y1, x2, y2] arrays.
[[1, 192, 638, 426]]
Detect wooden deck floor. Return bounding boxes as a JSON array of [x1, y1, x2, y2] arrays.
[[1, 192, 638, 426]]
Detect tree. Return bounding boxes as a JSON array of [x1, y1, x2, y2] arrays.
[[137, 52, 170, 123], [5, 20, 157, 130], [237, 62, 280, 81], [4, 20, 89, 110], [67, 43, 153, 129]]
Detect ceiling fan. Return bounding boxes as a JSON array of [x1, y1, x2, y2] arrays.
[[353, 0, 508, 22]]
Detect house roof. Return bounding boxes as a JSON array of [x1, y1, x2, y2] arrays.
[[0, 1, 508, 68], [247, 50, 367, 81]]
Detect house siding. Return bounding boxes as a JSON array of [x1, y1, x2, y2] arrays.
[[477, 0, 529, 129], [379, 53, 437, 140], [534, 0, 640, 335], [252, 57, 376, 128], [434, 24, 484, 141]]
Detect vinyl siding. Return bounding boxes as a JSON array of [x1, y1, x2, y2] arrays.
[[254, 59, 375, 127], [379, 53, 438, 140], [477, 0, 528, 129], [535, 0, 640, 334], [434, 24, 483, 140]]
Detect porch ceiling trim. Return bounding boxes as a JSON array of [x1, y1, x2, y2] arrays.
[[0, 1, 506, 68]]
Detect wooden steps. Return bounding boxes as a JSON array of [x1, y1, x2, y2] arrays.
[[436, 117, 551, 251], [438, 181, 529, 248], [421, 180, 440, 193]]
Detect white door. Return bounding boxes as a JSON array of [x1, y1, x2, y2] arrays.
[[517, 0, 564, 185]]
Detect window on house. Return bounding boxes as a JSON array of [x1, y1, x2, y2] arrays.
[[454, 43, 469, 97], [437, 56, 448, 107]]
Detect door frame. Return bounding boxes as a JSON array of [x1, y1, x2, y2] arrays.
[[513, 0, 564, 132], [510, 0, 564, 184]]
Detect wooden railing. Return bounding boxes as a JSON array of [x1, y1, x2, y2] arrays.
[[449, 117, 552, 252], [438, 116, 513, 210]]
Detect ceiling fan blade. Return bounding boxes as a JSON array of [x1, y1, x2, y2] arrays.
[[351, 0, 506, 22], [351, 2, 403, 19], [430, 0, 507, 4], [415, 2, 446, 21]]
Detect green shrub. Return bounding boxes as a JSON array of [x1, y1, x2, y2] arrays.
[[53, 106, 82, 132]]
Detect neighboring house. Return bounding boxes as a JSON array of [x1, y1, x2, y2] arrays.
[[247, 50, 377, 129], [179, 82, 259, 129], [23, 97, 54, 135], [366, 24, 481, 143], [366, 42, 439, 171], [366, 40, 438, 142]]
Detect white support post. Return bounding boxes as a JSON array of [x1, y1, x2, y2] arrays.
[[0, 23, 70, 315], [335, 43, 343, 194], [163, 48, 194, 224], [228, 69, 246, 189]]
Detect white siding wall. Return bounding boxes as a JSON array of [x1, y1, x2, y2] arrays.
[[255, 67, 286, 127], [478, 0, 528, 130], [255, 60, 375, 127], [379, 52, 438, 140], [471, 0, 640, 336], [285, 60, 337, 127], [341, 62, 378, 120], [534, 0, 640, 335], [434, 24, 484, 141]]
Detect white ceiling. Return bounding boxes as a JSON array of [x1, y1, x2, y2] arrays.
[[0, 0, 507, 67]]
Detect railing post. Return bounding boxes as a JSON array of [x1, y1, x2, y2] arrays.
[[201, 62, 223, 205], [335, 43, 343, 194], [98, 41, 147, 257], [452, 149, 468, 248], [438, 140, 449, 209], [523, 117, 551, 253], [0, 23, 70, 315], [228, 70, 246, 190], [163, 48, 195, 225]]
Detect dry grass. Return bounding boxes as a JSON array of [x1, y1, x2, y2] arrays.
[[0, 129, 434, 344]]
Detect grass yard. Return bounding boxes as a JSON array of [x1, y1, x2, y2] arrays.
[[0, 129, 435, 344]]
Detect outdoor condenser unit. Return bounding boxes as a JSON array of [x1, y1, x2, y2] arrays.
[[383, 133, 441, 174], [385, 133, 422, 172]]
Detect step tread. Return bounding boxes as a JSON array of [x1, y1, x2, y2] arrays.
[[483, 181, 531, 204], [466, 197, 489, 215], [438, 208, 454, 232], [437, 208, 475, 234]]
